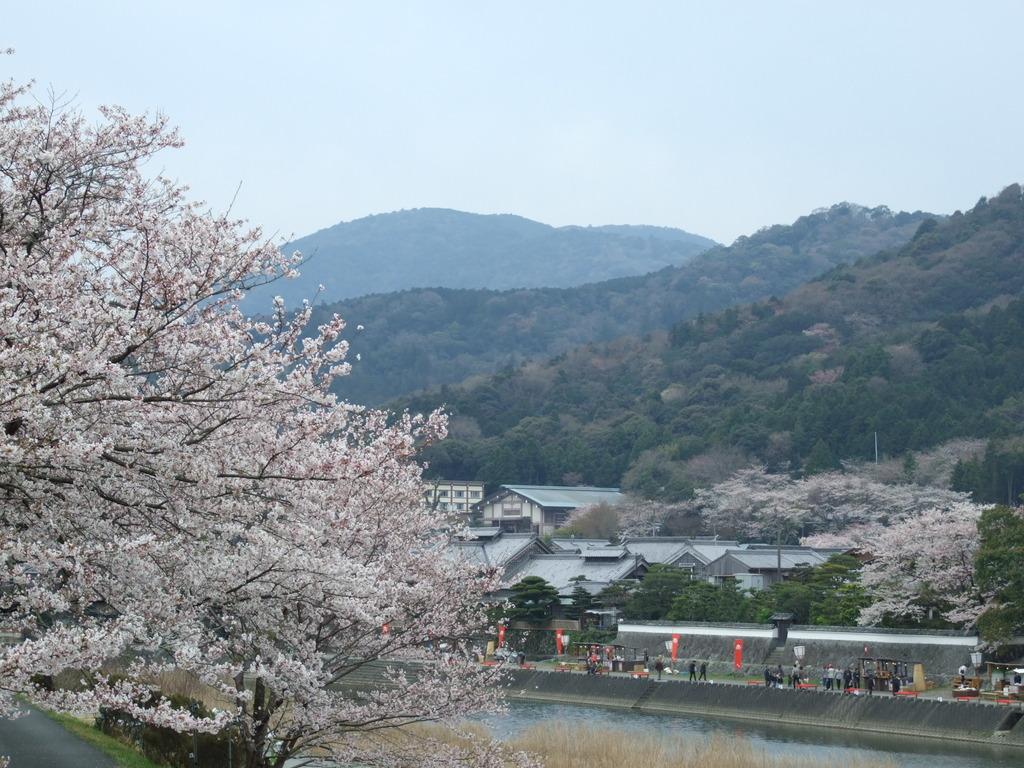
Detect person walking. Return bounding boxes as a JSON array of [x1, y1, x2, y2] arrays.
[[891, 674, 901, 696], [654, 656, 665, 681], [688, 660, 697, 682], [776, 664, 784, 689], [643, 649, 650, 667], [699, 661, 708, 682], [764, 665, 771, 688], [866, 672, 875, 695]]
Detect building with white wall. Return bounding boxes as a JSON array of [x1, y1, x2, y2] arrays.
[[474, 484, 623, 536], [423, 480, 484, 515]]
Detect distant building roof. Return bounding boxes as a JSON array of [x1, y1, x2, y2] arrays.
[[493, 485, 624, 509], [712, 548, 832, 572], [580, 546, 630, 560], [504, 552, 644, 592], [465, 527, 502, 539], [549, 537, 613, 552], [446, 530, 549, 568], [617, 537, 747, 566]]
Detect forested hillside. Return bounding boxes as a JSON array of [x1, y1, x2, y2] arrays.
[[408, 185, 1024, 500], [313, 203, 928, 403], [243, 208, 715, 310]]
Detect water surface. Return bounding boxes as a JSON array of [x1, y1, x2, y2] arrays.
[[478, 701, 1021, 768]]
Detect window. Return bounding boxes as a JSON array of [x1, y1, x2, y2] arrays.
[[470, 490, 481, 498], [439, 490, 449, 497], [455, 491, 464, 498]]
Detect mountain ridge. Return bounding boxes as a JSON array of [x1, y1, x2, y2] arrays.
[[243, 207, 717, 310], [306, 202, 931, 404], [404, 184, 1024, 500]]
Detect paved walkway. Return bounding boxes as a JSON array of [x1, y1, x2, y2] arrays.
[[0, 709, 115, 768]]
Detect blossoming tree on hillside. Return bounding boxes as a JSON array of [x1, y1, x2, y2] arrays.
[[0, 79, 513, 768], [694, 467, 974, 538], [694, 467, 989, 626]]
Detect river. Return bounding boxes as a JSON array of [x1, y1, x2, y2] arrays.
[[478, 701, 1022, 768]]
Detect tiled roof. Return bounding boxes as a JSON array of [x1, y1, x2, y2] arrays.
[[446, 531, 546, 568], [549, 537, 612, 552], [716, 549, 831, 570], [617, 537, 746, 566], [504, 552, 643, 592]]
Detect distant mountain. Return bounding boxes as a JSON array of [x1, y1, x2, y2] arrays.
[[243, 208, 717, 309], [405, 185, 1024, 499], [306, 202, 930, 404]]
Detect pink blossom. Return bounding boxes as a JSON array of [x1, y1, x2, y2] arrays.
[[0, 78, 508, 768]]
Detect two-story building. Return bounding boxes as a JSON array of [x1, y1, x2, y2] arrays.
[[474, 484, 624, 536], [423, 480, 484, 515]]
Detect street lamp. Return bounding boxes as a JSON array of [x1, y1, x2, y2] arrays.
[[970, 651, 983, 675]]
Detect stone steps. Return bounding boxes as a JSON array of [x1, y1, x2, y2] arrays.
[[762, 645, 790, 667]]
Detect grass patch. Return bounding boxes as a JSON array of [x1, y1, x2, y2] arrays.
[[42, 711, 164, 768]]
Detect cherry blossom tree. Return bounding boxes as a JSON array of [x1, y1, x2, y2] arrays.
[[563, 495, 688, 539], [807, 506, 988, 626], [0, 79, 514, 768], [694, 467, 973, 539], [613, 496, 689, 538], [693, 467, 990, 626]]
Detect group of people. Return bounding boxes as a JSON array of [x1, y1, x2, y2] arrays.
[[763, 664, 806, 688], [761, 663, 904, 695], [646, 653, 708, 682]]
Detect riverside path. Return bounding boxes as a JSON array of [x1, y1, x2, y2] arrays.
[[0, 709, 115, 768]]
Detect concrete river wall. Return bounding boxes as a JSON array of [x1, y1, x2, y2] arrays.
[[501, 669, 1024, 747]]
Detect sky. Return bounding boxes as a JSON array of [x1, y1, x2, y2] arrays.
[[4, 1, 1024, 245]]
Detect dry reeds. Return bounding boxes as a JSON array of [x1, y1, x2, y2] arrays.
[[507, 724, 896, 768], [148, 669, 232, 712], [385, 722, 895, 768]]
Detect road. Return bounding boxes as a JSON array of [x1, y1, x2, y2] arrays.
[[0, 709, 115, 768]]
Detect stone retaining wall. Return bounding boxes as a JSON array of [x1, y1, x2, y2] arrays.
[[501, 670, 1023, 747]]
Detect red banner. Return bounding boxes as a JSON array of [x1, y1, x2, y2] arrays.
[[671, 633, 680, 663], [555, 629, 564, 655], [497, 624, 506, 648], [733, 638, 743, 670]]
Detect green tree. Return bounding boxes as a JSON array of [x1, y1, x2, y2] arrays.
[[565, 584, 595, 620], [902, 452, 918, 484], [508, 576, 560, 624], [749, 581, 815, 623], [810, 582, 869, 625], [667, 580, 750, 622], [624, 564, 691, 620], [595, 581, 637, 612], [746, 554, 868, 625], [804, 554, 871, 625], [804, 439, 840, 475], [975, 505, 1024, 643]]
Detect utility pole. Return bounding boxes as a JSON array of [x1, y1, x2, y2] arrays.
[[874, 432, 879, 464], [776, 526, 782, 583]]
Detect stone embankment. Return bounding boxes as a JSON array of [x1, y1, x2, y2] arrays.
[[501, 669, 1024, 747], [333, 661, 1024, 748]]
